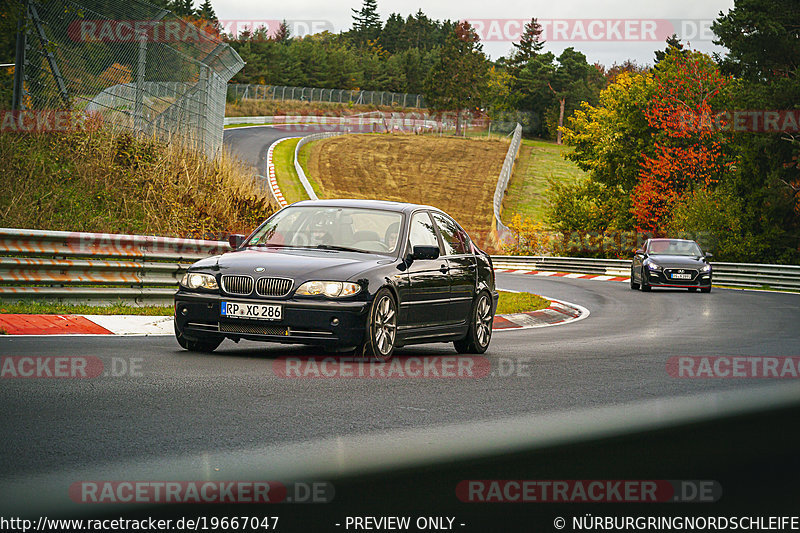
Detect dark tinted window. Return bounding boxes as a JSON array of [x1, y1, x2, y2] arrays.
[[432, 212, 469, 255]]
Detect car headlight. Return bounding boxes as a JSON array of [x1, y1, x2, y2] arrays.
[[701, 264, 712, 272], [180, 272, 219, 290], [295, 281, 361, 297], [647, 262, 662, 271]]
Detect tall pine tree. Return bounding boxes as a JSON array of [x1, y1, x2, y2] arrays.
[[654, 34, 685, 64], [197, 0, 216, 21], [507, 18, 545, 77], [424, 21, 488, 135], [351, 0, 381, 47]]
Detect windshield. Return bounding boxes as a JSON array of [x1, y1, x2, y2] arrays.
[[647, 240, 703, 256], [246, 206, 403, 255]]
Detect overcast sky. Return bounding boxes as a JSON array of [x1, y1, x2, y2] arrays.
[[214, 0, 735, 66]]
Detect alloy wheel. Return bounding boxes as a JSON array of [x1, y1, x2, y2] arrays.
[[372, 294, 396, 358], [475, 294, 492, 347]]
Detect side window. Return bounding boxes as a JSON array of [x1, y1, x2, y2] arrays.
[[409, 212, 440, 251], [432, 212, 469, 255]]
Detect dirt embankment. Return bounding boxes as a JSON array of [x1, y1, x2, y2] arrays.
[[305, 134, 509, 250]]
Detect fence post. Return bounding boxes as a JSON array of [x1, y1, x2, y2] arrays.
[[11, 0, 28, 111], [134, 31, 147, 132]]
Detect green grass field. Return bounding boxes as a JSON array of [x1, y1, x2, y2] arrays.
[[271, 138, 327, 204], [271, 138, 310, 204], [0, 292, 549, 316], [495, 291, 550, 314], [502, 139, 587, 226], [0, 301, 173, 315], [0, 129, 271, 236]]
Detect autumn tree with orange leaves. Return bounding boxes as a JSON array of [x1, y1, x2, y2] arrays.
[[631, 49, 735, 235]]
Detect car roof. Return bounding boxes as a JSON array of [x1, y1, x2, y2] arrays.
[[648, 238, 697, 243], [290, 199, 440, 215]]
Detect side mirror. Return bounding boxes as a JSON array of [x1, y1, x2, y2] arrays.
[[412, 245, 440, 260], [228, 234, 246, 249], [635, 249, 645, 256], [704, 252, 714, 259]]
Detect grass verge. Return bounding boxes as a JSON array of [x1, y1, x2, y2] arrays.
[[271, 137, 310, 204], [1, 292, 550, 316], [496, 291, 550, 314], [502, 139, 587, 225], [0, 128, 273, 236], [0, 301, 173, 316]]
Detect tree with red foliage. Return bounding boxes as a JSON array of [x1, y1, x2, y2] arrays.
[[631, 49, 734, 234]]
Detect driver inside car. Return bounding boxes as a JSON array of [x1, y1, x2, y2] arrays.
[[384, 222, 400, 252]]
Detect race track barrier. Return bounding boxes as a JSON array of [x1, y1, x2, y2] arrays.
[[492, 124, 523, 240], [492, 255, 800, 291], [1, 229, 798, 305], [0, 228, 230, 305]]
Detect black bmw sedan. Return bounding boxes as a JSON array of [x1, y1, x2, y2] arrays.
[[174, 199, 499, 360], [630, 238, 713, 293]]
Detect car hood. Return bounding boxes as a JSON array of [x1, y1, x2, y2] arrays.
[[647, 255, 709, 269], [190, 248, 392, 281]]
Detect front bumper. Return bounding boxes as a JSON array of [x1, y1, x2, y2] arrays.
[[644, 269, 712, 288], [174, 291, 370, 347]]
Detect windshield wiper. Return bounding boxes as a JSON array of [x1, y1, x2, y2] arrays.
[[314, 245, 367, 253]]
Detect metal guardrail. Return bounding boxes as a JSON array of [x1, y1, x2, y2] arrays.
[[492, 124, 523, 238], [0, 228, 229, 305], [491, 255, 800, 291], [293, 132, 354, 201], [1, 230, 798, 305]]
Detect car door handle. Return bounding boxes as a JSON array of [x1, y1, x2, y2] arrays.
[[439, 264, 449, 273]]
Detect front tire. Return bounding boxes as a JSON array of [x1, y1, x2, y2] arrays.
[[174, 322, 223, 353], [630, 268, 640, 290], [360, 288, 397, 361], [454, 291, 493, 354], [640, 269, 651, 291], [701, 286, 711, 293]]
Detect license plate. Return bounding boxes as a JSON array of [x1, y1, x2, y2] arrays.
[[221, 301, 282, 321], [671, 273, 692, 280]]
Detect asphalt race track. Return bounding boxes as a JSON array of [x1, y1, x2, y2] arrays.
[[2, 127, 799, 526], [2, 273, 799, 479], [222, 124, 347, 174]]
